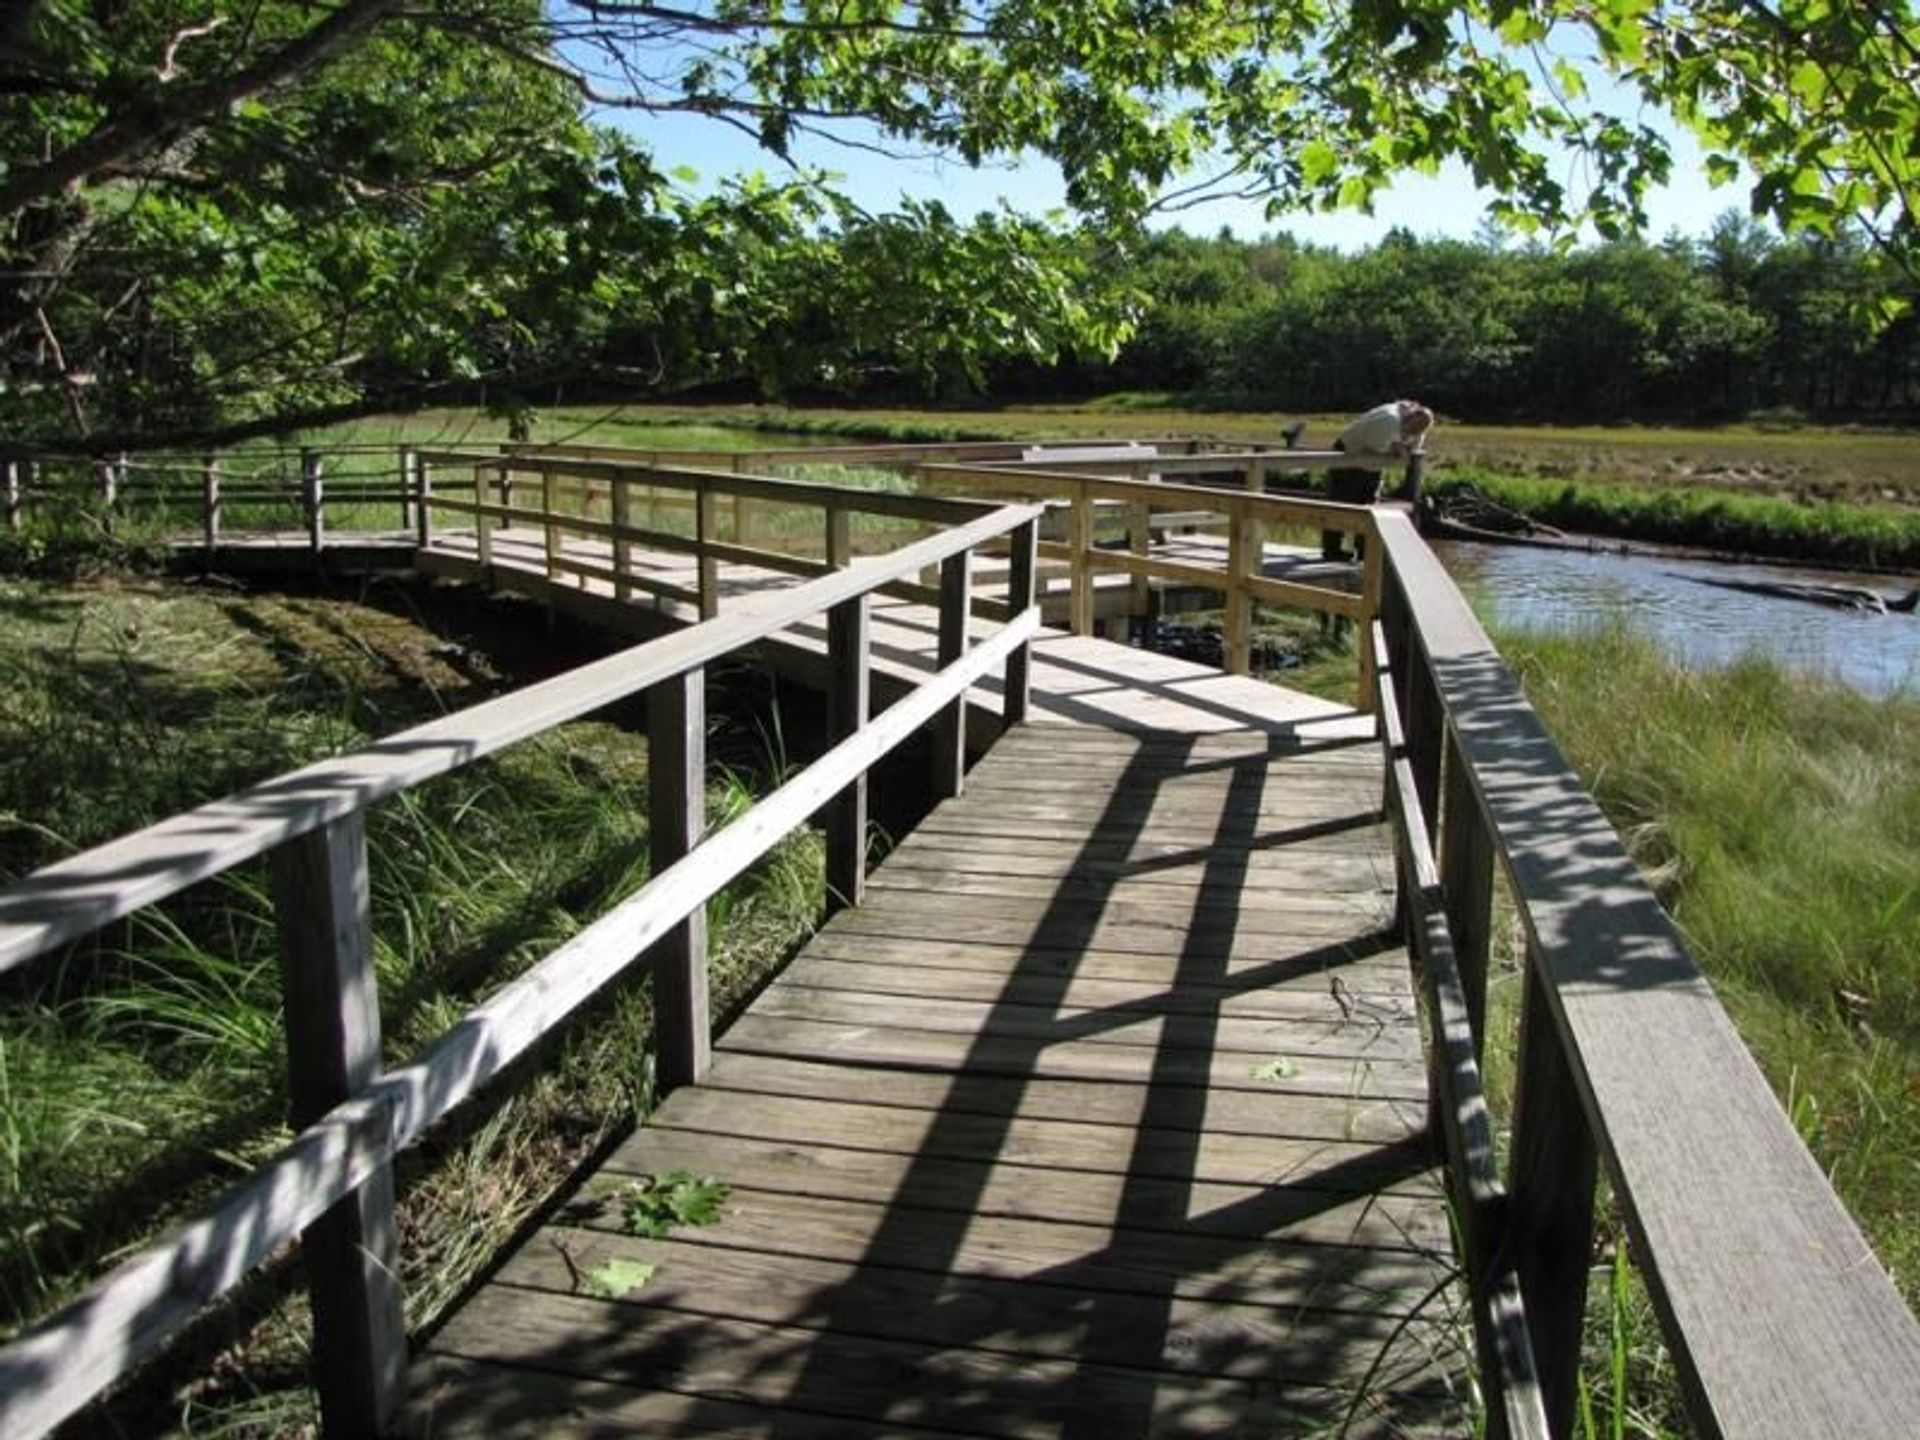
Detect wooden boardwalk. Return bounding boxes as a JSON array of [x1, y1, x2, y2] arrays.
[[418, 526, 1364, 737], [409, 716, 1469, 1436]]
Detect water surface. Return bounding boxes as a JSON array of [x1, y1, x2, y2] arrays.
[[1435, 540, 1920, 698]]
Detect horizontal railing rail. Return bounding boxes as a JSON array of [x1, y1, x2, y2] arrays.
[[1, 448, 425, 547], [0, 499, 1044, 1440], [410, 448, 1006, 621], [1369, 507, 1920, 1438], [916, 460, 1385, 701]]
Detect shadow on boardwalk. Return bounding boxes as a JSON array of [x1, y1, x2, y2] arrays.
[[410, 723, 1471, 1437]]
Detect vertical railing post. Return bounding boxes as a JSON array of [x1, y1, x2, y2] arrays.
[[1358, 516, 1385, 711], [414, 453, 433, 548], [1225, 498, 1253, 674], [825, 502, 851, 569], [541, 464, 558, 579], [932, 547, 971, 797], [1507, 957, 1599, 1438], [1127, 500, 1150, 629], [473, 464, 493, 572], [612, 475, 633, 601], [1004, 518, 1037, 729], [398, 445, 415, 533], [4, 457, 21, 532], [648, 669, 710, 1091], [1401, 449, 1427, 510], [493, 458, 511, 533], [1439, 729, 1497, 1052], [1068, 482, 1094, 638], [94, 456, 116, 533], [201, 452, 220, 554], [696, 487, 719, 620], [268, 813, 405, 1436], [1404, 640, 1443, 830], [301, 448, 324, 557], [825, 595, 870, 913]]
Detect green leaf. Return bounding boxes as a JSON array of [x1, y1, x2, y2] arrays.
[[583, 1258, 656, 1300], [620, 1171, 731, 1239], [1299, 139, 1338, 187]]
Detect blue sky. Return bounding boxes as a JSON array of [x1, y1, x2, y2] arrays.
[[611, 101, 1749, 251]]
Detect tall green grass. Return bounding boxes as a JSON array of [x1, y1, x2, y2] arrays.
[[1488, 620, 1920, 1436], [0, 577, 826, 1430], [1434, 468, 1920, 571]]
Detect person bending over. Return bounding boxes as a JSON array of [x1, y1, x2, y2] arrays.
[[1323, 400, 1434, 559]]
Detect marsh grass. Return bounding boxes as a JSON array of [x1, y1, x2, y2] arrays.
[[1433, 468, 1920, 570], [1475, 618, 1920, 1436], [0, 576, 827, 1430]]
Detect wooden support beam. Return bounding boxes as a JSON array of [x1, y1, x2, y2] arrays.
[[824, 596, 869, 914], [473, 465, 493, 571], [611, 477, 633, 601], [648, 670, 709, 1091], [201, 453, 220, 552], [1405, 643, 1443, 831], [541, 464, 559, 579], [933, 548, 970, 798], [1439, 727, 1496, 1054], [268, 814, 406, 1436], [1507, 955, 1599, 1439], [826, 503, 851, 569], [1068, 485, 1094, 637], [1127, 501, 1150, 622], [1003, 518, 1036, 728], [301, 449, 324, 558], [398, 446, 415, 532], [1224, 504, 1253, 675], [1358, 523, 1385, 711], [94, 456, 116, 533], [696, 488, 719, 620], [413, 454, 432, 548]]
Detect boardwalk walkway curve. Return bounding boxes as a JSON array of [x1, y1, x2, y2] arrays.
[[0, 440, 1917, 1438]]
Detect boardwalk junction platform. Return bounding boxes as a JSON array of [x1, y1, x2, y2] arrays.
[[0, 438, 1917, 1437]]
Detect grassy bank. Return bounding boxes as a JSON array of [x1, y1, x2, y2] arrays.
[[1493, 621, 1920, 1311], [1431, 468, 1920, 572], [0, 575, 824, 1431]]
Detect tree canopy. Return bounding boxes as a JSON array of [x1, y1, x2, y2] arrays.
[[3, 1, 1915, 447]]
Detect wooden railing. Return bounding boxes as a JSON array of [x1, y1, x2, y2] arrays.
[[0, 447, 414, 549], [409, 447, 999, 622], [914, 458, 1389, 700], [0, 500, 1043, 1440], [1368, 507, 1920, 1439]]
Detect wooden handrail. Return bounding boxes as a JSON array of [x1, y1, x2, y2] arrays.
[[0, 497, 1042, 1438], [1370, 508, 1920, 1438], [917, 460, 1378, 686]]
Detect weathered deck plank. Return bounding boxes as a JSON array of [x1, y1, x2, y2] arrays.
[[412, 722, 1468, 1436]]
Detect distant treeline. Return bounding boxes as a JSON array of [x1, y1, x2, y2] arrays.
[[990, 216, 1920, 423]]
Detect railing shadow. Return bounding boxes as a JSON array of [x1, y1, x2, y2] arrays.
[[408, 724, 1470, 1435]]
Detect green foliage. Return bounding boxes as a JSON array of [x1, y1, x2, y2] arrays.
[[6, 3, 1918, 447], [1051, 223, 1919, 424], [582, 1257, 655, 1300], [617, 1171, 732, 1240]]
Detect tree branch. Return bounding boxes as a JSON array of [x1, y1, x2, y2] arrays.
[[0, 0, 405, 222]]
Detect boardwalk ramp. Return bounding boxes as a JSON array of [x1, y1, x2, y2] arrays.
[[411, 723, 1468, 1437]]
